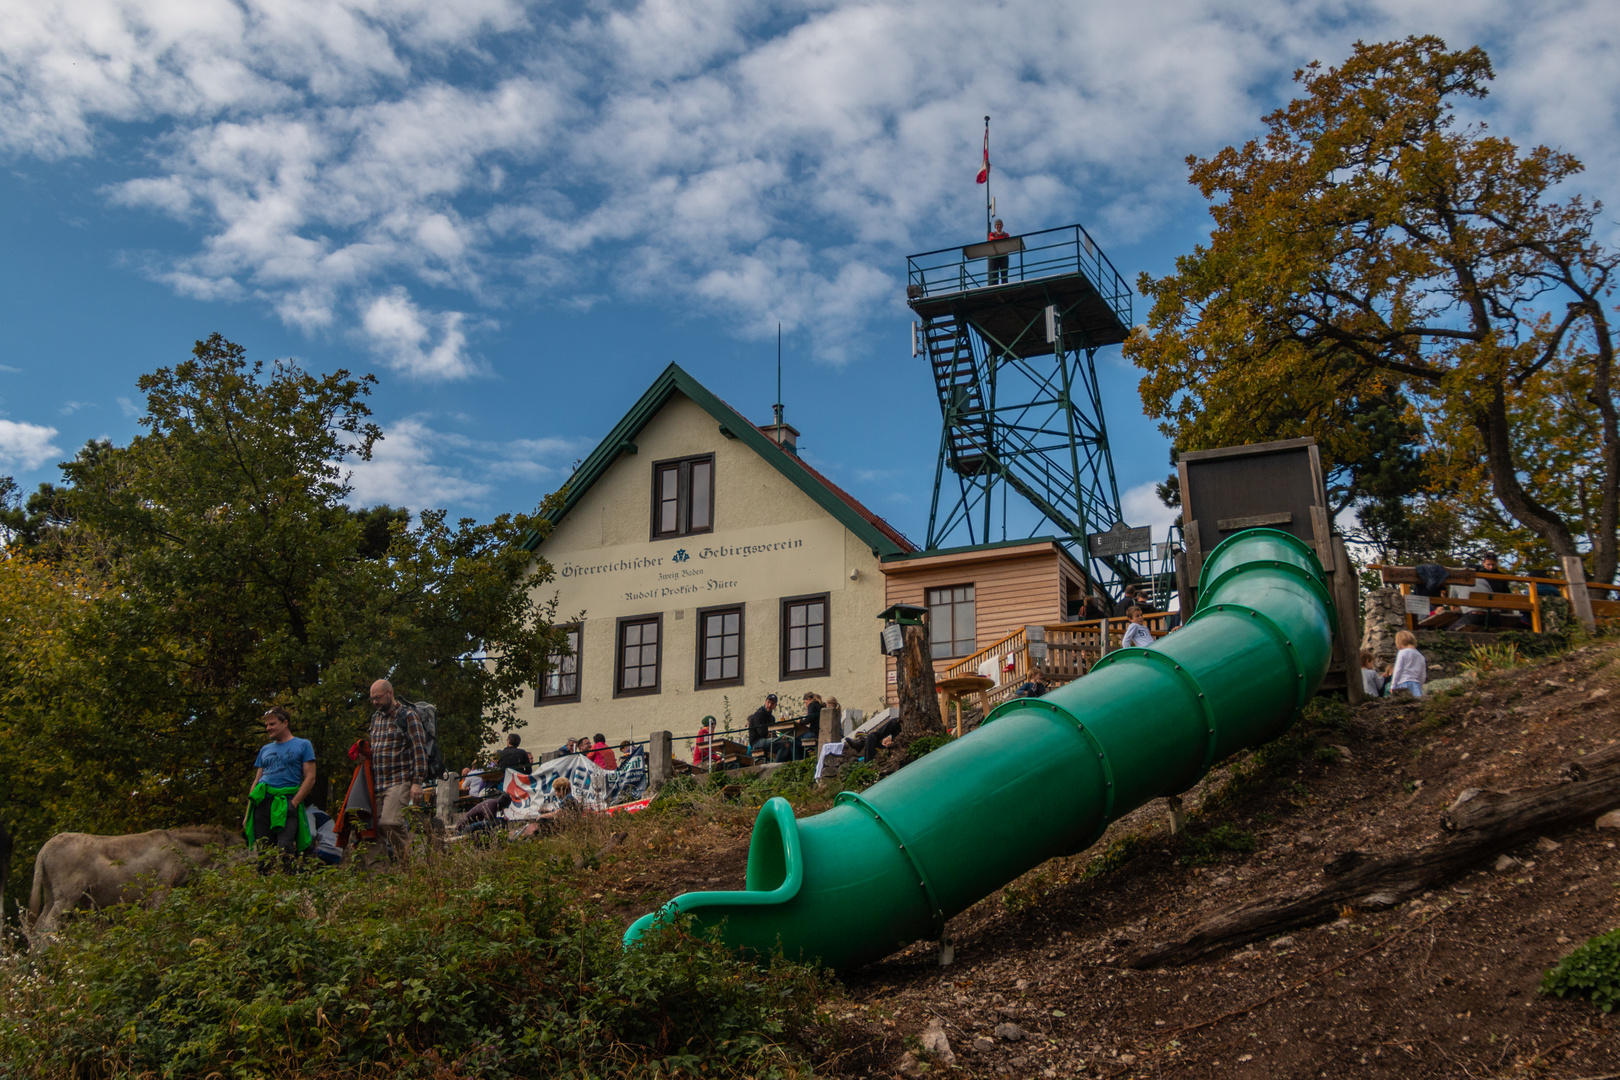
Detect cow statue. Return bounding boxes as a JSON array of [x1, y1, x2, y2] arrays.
[[27, 825, 241, 940]]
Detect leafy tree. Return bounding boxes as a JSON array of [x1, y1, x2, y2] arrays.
[[1128, 37, 1620, 577], [5, 334, 566, 848]]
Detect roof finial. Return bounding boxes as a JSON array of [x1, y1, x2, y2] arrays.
[[774, 322, 784, 432]]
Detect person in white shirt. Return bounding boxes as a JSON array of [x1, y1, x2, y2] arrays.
[[1389, 629, 1428, 697], [1121, 606, 1155, 649]]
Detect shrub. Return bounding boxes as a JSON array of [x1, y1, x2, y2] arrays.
[[1462, 641, 1523, 675], [906, 734, 955, 758], [1542, 927, 1620, 1014], [1179, 824, 1258, 867], [0, 845, 825, 1079]]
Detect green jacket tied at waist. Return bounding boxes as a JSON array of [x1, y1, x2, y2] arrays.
[[245, 783, 313, 851]]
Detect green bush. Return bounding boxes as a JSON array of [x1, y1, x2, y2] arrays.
[[1179, 824, 1258, 867], [0, 847, 825, 1079], [906, 734, 955, 758], [1542, 927, 1620, 1013]]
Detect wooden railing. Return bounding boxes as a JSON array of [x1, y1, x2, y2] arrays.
[[941, 612, 1174, 706], [1372, 565, 1620, 631]]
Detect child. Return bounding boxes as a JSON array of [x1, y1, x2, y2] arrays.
[[1359, 649, 1385, 698], [1388, 629, 1428, 698]]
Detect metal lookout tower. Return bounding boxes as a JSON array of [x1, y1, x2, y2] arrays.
[[906, 223, 1137, 583]]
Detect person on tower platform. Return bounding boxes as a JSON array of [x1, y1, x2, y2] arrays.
[[988, 218, 1010, 284]]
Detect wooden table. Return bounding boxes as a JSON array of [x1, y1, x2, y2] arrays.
[[714, 738, 754, 768], [935, 674, 996, 738]]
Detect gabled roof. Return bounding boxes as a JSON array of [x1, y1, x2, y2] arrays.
[[521, 363, 916, 557]]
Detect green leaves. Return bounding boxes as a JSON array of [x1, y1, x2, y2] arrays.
[[1543, 926, 1620, 1013]]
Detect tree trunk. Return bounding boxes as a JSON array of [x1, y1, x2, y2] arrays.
[[897, 624, 946, 743], [1479, 386, 1581, 558], [0, 816, 11, 948], [1584, 302, 1619, 583], [1127, 743, 1620, 968]]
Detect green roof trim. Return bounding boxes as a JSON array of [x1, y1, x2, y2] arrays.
[[881, 535, 1091, 584], [520, 363, 912, 558]]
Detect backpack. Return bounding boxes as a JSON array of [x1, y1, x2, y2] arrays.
[[396, 701, 446, 780]]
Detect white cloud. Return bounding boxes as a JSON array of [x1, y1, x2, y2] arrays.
[[343, 417, 490, 512], [116, 396, 140, 417], [343, 416, 585, 512], [0, 419, 63, 471], [1120, 480, 1178, 544], [5, 0, 1619, 370], [59, 400, 95, 414], [359, 289, 482, 380]]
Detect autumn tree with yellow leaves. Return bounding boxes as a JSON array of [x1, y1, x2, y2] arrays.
[[1128, 37, 1620, 577]]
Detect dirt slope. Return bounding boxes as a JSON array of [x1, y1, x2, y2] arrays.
[[607, 643, 1620, 1078]]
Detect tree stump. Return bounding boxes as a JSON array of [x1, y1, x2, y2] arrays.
[[897, 623, 946, 743]]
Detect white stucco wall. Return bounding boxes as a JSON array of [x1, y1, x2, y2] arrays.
[[509, 392, 888, 757]]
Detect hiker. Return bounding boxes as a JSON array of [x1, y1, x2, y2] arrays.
[[245, 706, 316, 871], [364, 679, 430, 867]]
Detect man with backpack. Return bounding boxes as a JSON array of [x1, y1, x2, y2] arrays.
[[364, 678, 432, 868]]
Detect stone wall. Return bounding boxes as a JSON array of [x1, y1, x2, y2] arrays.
[[1361, 587, 1405, 664]]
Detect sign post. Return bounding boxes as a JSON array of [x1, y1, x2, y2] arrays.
[[1088, 521, 1152, 560]]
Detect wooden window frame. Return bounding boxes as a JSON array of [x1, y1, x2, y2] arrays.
[[650, 454, 716, 540], [779, 592, 830, 680], [927, 583, 977, 659], [695, 603, 746, 689], [535, 622, 583, 705], [613, 613, 663, 698]]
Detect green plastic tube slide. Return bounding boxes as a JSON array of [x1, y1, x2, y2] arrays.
[[623, 528, 1337, 972]]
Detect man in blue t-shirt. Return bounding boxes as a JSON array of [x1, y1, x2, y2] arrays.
[[246, 707, 317, 862]]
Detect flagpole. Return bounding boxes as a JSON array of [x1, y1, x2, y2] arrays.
[[983, 115, 991, 238]]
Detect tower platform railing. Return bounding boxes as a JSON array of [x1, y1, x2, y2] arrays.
[[906, 222, 1132, 324]]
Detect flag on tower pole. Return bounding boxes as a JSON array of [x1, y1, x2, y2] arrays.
[[976, 120, 990, 184]]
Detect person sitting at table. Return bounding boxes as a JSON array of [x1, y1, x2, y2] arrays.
[[587, 733, 617, 771], [747, 693, 790, 763], [1448, 551, 1530, 632], [1018, 671, 1048, 698], [494, 733, 533, 774]]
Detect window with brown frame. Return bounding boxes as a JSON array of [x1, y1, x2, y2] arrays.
[[696, 605, 744, 688], [927, 584, 976, 658], [780, 593, 829, 678], [651, 455, 714, 539], [535, 622, 582, 705], [615, 615, 662, 696]]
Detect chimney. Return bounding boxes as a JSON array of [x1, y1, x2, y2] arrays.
[[759, 420, 800, 455]]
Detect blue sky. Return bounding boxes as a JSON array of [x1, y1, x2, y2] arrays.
[[3, 0, 1617, 551]]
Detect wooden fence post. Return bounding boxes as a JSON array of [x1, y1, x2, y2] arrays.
[[1563, 556, 1598, 633], [648, 730, 674, 791]]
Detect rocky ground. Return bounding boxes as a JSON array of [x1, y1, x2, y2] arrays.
[[592, 641, 1620, 1079]]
